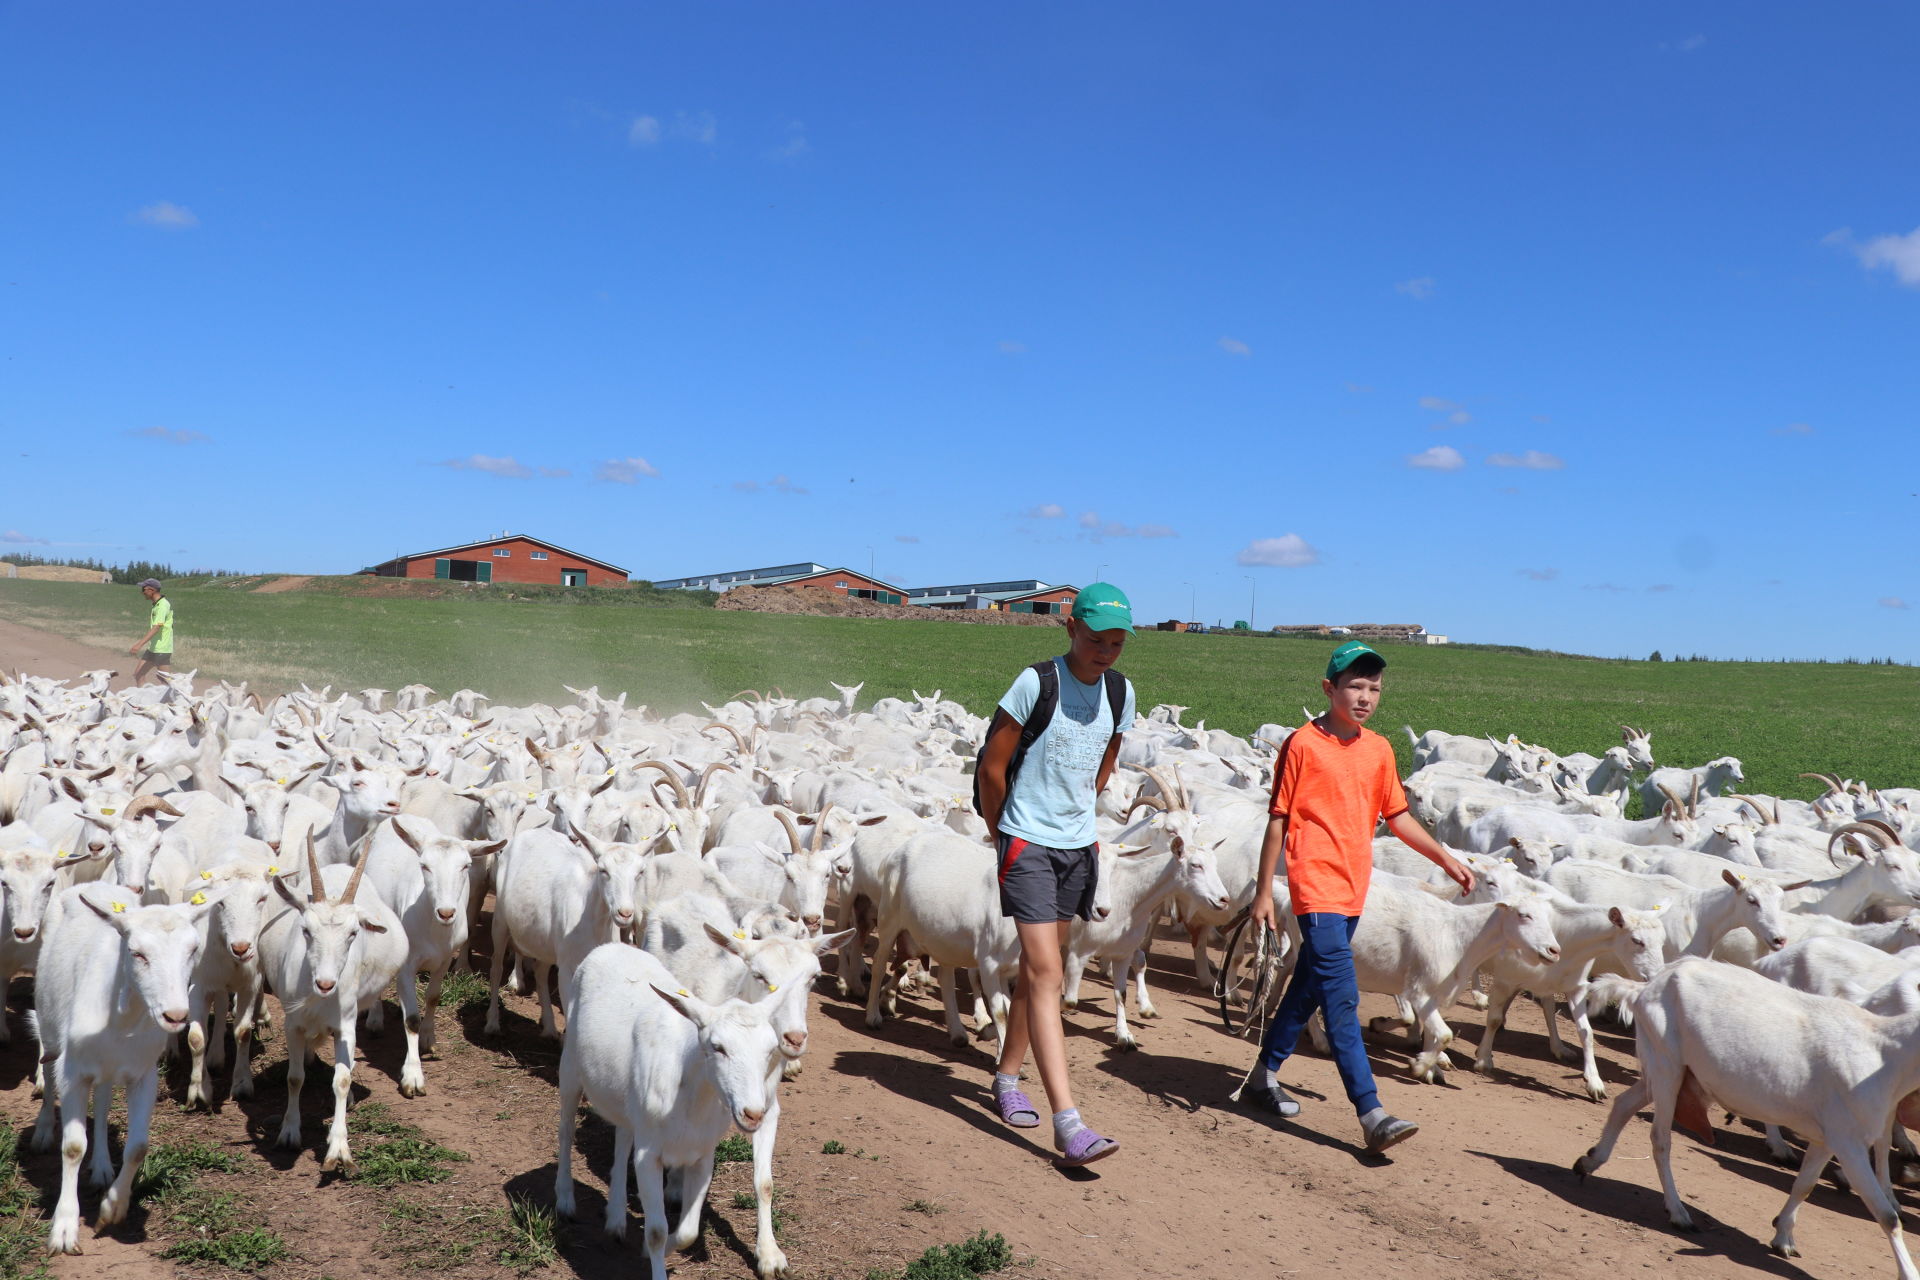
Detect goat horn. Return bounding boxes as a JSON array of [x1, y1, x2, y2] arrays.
[[695, 761, 735, 807], [728, 689, 764, 705], [1798, 772, 1844, 795], [1828, 821, 1896, 865], [1688, 775, 1701, 817], [1725, 794, 1775, 825], [631, 760, 690, 809], [811, 803, 835, 852], [1125, 794, 1167, 821], [123, 794, 184, 821], [1655, 782, 1688, 814], [773, 810, 804, 855], [703, 722, 749, 753], [1253, 735, 1286, 753], [1860, 818, 1903, 843], [306, 832, 326, 905], [343, 833, 372, 904], [1141, 767, 1182, 811]]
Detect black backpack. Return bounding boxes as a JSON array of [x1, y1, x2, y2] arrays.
[[971, 659, 1128, 817]]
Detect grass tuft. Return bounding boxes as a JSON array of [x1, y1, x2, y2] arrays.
[[904, 1198, 947, 1215], [495, 1195, 560, 1274], [345, 1103, 470, 1188], [135, 1139, 239, 1204], [0, 1122, 48, 1280], [430, 969, 492, 1011], [867, 1230, 1014, 1280], [713, 1134, 752, 1163], [821, 1139, 847, 1154], [159, 1191, 291, 1270]]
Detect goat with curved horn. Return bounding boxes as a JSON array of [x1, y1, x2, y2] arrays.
[[1725, 794, 1777, 826], [694, 761, 735, 808], [305, 832, 327, 905], [703, 722, 749, 754], [1799, 772, 1845, 795], [772, 810, 805, 856], [1827, 821, 1899, 865], [1125, 794, 1167, 822], [1687, 775, 1701, 818], [810, 803, 835, 852], [631, 761, 690, 810], [1654, 782, 1690, 816]]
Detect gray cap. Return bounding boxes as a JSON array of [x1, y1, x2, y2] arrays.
[[138, 578, 163, 590]]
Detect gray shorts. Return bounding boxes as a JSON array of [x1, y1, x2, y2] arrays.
[[142, 650, 172, 666], [994, 835, 1099, 924]]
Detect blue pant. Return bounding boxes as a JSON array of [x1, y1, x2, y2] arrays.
[[1254, 912, 1380, 1117]]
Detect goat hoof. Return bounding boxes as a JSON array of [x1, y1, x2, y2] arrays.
[[1114, 1037, 1139, 1052], [1136, 1005, 1160, 1020], [864, 1011, 883, 1030], [1770, 1241, 1800, 1259], [1571, 1156, 1590, 1181], [1669, 1214, 1698, 1233], [1584, 1084, 1608, 1104], [756, 1246, 791, 1279]]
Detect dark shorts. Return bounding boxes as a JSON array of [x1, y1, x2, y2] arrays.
[[142, 650, 172, 666], [994, 835, 1099, 924]]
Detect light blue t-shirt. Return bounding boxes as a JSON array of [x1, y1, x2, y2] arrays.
[[995, 657, 1136, 849]]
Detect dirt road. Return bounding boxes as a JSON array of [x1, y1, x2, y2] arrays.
[[0, 616, 137, 686], [0, 932, 1899, 1280]]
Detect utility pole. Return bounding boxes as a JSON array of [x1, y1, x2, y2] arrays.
[[1242, 574, 1256, 629]]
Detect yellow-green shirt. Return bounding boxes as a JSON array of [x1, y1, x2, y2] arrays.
[[149, 597, 174, 653]]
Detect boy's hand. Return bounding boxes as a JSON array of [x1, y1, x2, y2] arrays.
[[1248, 889, 1277, 932], [1440, 852, 1475, 896]]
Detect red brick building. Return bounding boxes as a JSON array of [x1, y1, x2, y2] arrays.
[[755, 567, 909, 603], [364, 534, 628, 587], [999, 584, 1080, 614]]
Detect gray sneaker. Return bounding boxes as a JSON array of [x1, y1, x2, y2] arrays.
[[1363, 1113, 1419, 1153], [1240, 1083, 1301, 1118]]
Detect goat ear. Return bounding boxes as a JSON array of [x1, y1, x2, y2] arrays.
[[702, 921, 751, 956], [857, 814, 888, 827], [392, 819, 425, 854], [650, 983, 711, 1027], [814, 928, 856, 953], [1607, 906, 1626, 929], [358, 915, 389, 933], [271, 874, 305, 910], [60, 776, 86, 802], [79, 891, 133, 930], [469, 839, 507, 857]]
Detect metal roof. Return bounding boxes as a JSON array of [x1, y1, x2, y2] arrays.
[[373, 534, 628, 576], [756, 567, 911, 594]]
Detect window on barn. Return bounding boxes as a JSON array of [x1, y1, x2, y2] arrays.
[[530, 551, 549, 560], [835, 580, 848, 588], [493, 548, 510, 557]]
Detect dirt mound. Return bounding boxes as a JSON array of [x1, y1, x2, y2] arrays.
[[0, 563, 109, 583], [251, 574, 315, 593], [717, 583, 1059, 625]]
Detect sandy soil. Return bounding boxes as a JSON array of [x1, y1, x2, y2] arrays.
[[0, 926, 1905, 1280], [0, 565, 111, 584], [0, 617, 144, 688]]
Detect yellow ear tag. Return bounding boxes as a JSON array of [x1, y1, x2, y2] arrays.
[[200, 870, 213, 880], [189, 891, 207, 906], [277, 777, 288, 786], [676, 987, 690, 996], [100, 808, 116, 816], [765, 983, 778, 992], [668, 822, 677, 830], [732, 930, 747, 940], [55, 850, 67, 859], [526, 791, 537, 801], [607, 768, 616, 776], [111, 901, 127, 913], [266, 865, 278, 875]]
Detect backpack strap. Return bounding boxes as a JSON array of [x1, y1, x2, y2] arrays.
[[1101, 669, 1126, 734], [1021, 659, 1059, 752]]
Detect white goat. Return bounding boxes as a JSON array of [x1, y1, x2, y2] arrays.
[[486, 827, 646, 1037]]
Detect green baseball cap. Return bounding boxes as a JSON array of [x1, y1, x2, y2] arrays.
[[1070, 582, 1135, 635], [1326, 640, 1384, 681]]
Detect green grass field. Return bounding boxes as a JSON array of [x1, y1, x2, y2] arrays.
[[3, 578, 1914, 797]]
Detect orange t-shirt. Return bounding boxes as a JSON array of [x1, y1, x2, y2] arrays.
[[1269, 720, 1409, 916]]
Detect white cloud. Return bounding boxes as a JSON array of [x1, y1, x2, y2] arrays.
[[126, 426, 209, 445], [1770, 422, 1814, 437], [1137, 524, 1178, 539], [595, 456, 661, 483], [439, 454, 533, 478], [1659, 33, 1708, 53], [1583, 582, 1630, 593], [1344, 382, 1373, 394], [1829, 225, 1920, 288], [1882, 596, 1911, 610], [766, 122, 809, 162], [629, 115, 662, 146], [1022, 503, 1064, 519], [676, 110, 718, 145], [1647, 583, 1677, 593], [1396, 276, 1436, 300], [734, 473, 806, 495], [1517, 567, 1558, 582], [997, 341, 1028, 355], [1487, 450, 1565, 470], [894, 534, 919, 544], [1236, 535, 1320, 568], [131, 201, 198, 230], [2, 529, 48, 545], [1418, 396, 1460, 413], [1218, 336, 1251, 357], [1406, 445, 1465, 471], [1078, 511, 1101, 530]]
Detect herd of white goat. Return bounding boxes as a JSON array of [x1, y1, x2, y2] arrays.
[[2, 669, 1919, 1277]]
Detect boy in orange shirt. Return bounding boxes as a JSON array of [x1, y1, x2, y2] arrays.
[[1241, 641, 1474, 1153]]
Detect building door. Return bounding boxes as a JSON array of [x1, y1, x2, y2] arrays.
[[561, 569, 586, 587], [439, 558, 490, 583]]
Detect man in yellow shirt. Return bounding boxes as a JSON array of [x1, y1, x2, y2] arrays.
[[129, 578, 174, 687]]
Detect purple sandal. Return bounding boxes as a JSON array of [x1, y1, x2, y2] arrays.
[[994, 1089, 1041, 1128], [1055, 1127, 1119, 1167]]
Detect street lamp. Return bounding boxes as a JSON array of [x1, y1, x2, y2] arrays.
[[1095, 563, 1107, 583], [1242, 574, 1256, 630], [866, 546, 875, 580]]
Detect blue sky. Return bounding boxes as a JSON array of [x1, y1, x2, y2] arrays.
[[3, 3, 1916, 660]]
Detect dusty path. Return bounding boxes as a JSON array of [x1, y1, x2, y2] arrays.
[[0, 616, 138, 686], [0, 930, 1903, 1280]]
